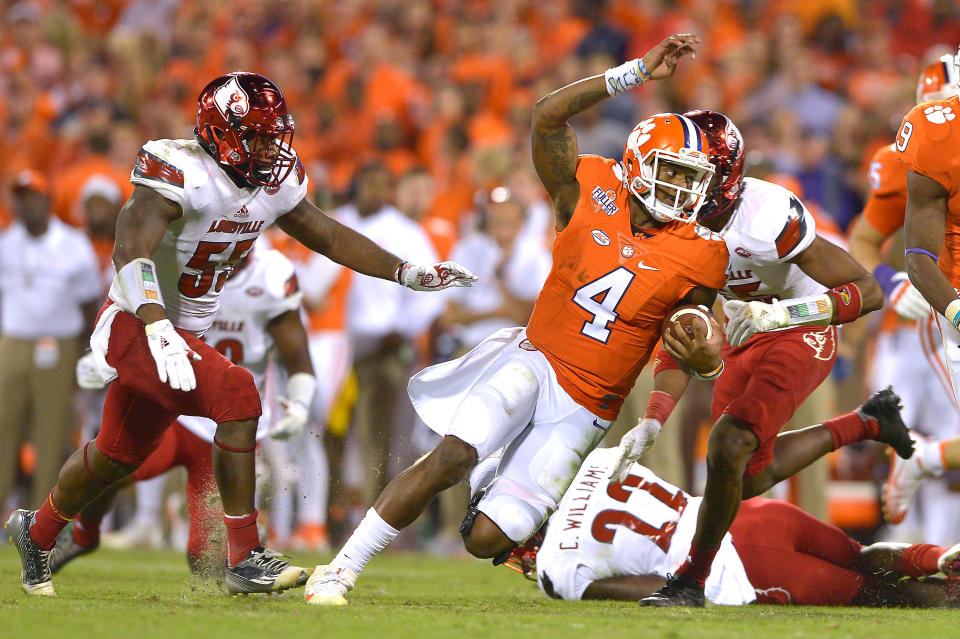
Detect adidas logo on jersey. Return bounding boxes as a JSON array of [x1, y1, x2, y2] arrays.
[[591, 186, 619, 216], [924, 104, 955, 124]]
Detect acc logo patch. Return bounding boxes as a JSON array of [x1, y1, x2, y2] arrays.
[[621, 244, 635, 258], [591, 230, 610, 246], [214, 76, 250, 119], [924, 104, 955, 124], [735, 247, 752, 258]]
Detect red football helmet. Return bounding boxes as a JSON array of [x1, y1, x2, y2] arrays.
[[622, 113, 715, 223], [683, 110, 744, 222], [916, 53, 960, 103], [195, 72, 296, 189]]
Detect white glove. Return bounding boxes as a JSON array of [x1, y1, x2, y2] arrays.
[[723, 298, 788, 347], [887, 272, 931, 320], [144, 319, 201, 392], [609, 418, 663, 483], [399, 261, 478, 291], [269, 398, 310, 440], [76, 352, 108, 390]]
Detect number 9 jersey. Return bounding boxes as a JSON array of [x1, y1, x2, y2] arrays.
[[129, 138, 308, 335], [525, 155, 728, 419]]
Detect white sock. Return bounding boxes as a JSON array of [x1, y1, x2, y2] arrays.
[[920, 439, 946, 476], [332, 508, 399, 575]]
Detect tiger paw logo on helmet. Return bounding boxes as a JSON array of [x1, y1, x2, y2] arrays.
[[213, 77, 251, 119], [924, 104, 956, 124]]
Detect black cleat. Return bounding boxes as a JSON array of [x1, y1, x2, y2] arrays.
[[639, 574, 704, 607], [49, 527, 98, 574], [862, 387, 915, 460], [225, 546, 308, 595], [5, 509, 55, 596]]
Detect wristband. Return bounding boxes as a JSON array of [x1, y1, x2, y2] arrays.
[[109, 258, 164, 314], [825, 283, 863, 324], [872, 263, 899, 298], [644, 390, 677, 424], [604, 59, 646, 96], [394, 260, 408, 284], [945, 299, 960, 329], [286, 372, 317, 408], [905, 247, 939, 262], [638, 58, 651, 80], [690, 360, 724, 381]]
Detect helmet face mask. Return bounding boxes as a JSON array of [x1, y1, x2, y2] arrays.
[[195, 72, 296, 189], [622, 113, 715, 224]]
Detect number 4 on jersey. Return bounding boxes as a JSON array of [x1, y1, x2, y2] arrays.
[[573, 267, 635, 343]]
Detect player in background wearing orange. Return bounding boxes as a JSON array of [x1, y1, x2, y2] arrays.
[[305, 33, 731, 606], [848, 55, 960, 540], [630, 111, 908, 607]]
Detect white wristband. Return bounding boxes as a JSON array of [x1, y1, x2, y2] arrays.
[[945, 299, 960, 329], [604, 59, 647, 96], [780, 294, 833, 327], [108, 258, 164, 314], [286, 372, 317, 408]]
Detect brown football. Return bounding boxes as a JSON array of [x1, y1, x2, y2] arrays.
[[661, 304, 713, 340]]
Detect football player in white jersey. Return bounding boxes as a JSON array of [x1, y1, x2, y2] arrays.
[[51, 246, 312, 576], [6, 71, 477, 598], [522, 447, 960, 607], [624, 111, 913, 606]]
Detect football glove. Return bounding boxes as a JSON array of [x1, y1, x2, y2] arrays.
[[609, 418, 663, 483], [76, 352, 108, 390], [145, 319, 201, 392], [399, 261, 478, 291], [886, 272, 930, 320], [723, 298, 788, 347], [269, 398, 310, 440]]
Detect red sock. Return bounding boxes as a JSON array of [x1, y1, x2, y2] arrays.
[[676, 542, 719, 587], [72, 516, 102, 549], [30, 491, 77, 550], [823, 409, 879, 450], [898, 544, 946, 577], [224, 510, 260, 566]]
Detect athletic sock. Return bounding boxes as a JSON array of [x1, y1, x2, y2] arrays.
[[72, 516, 101, 549], [898, 543, 946, 577], [224, 510, 260, 566], [332, 508, 399, 575], [675, 542, 719, 587], [30, 491, 77, 550], [823, 409, 879, 450]]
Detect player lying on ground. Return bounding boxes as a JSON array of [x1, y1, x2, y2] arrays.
[[304, 33, 732, 606], [618, 110, 904, 607], [52, 246, 312, 576], [513, 446, 960, 607], [5, 71, 476, 598]]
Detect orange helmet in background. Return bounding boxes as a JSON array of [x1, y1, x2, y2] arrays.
[[621, 113, 715, 224], [916, 52, 960, 103]]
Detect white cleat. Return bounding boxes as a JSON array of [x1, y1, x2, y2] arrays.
[[304, 564, 358, 606], [883, 433, 933, 524], [100, 520, 165, 550], [938, 542, 960, 577]]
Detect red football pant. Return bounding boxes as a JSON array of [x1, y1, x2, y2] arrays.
[[712, 326, 838, 476], [731, 498, 867, 605], [94, 304, 261, 466], [132, 422, 223, 565]]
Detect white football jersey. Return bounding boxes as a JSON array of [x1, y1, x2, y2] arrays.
[[718, 178, 824, 302], [536, 447, 755, 605], [178, 248, 303, 442], [128, 139, 308, 335]]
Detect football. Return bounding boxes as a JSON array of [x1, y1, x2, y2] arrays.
[[661, 304, 714, 340]]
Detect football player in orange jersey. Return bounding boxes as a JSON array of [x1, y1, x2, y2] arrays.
[[305, 33, 733, 606], [848, 55, 960, 535]]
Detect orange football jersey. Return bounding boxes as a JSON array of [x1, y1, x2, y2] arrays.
[[526, 155, 729, 419], [897, 95, 960, 288], [863, 143, 908, 236]]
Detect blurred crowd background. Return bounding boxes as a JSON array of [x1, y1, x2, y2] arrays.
[[2, 0, 960, 555]]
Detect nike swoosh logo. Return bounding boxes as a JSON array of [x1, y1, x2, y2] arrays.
[[637, 261, 659, 271], [592, 419, 608, 430]]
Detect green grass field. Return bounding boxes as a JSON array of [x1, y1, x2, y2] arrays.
[[1, 545, 957, 639]]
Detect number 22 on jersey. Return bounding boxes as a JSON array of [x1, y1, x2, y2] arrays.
[[590, 472, 687, 552]]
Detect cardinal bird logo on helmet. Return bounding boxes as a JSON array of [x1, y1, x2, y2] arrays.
[[213, 77, 250, 120]]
